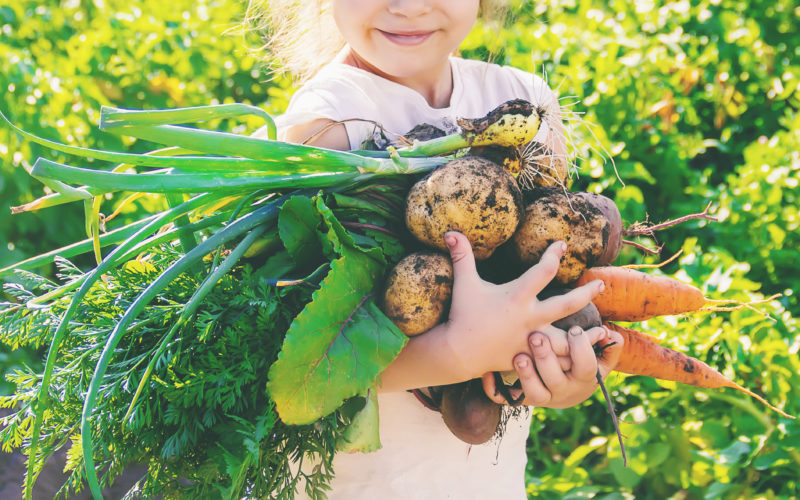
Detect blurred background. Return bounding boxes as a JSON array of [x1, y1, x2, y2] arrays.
[[0, 0, 797, 498]]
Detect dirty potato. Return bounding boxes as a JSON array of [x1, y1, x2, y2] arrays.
[[382, 252, 453, 336], [512, 187, 613, 284], [405, 156, 523, 260]]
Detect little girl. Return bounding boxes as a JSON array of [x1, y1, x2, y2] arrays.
[[252, 1, 624, 498]]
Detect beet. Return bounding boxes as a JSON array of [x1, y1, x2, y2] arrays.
[[440, 378, 502, 445], [552, 301, 602, 331], [575, 192, 623, 266]]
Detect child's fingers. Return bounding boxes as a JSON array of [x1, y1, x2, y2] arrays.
[[533, 279, 605, 326], [539, 324, 569, 356], [480, 372, 509, 405], [514, 241, 566, 298], [528, 332, 569, 396], [566, 326, 600, 383], [583, 325, 608, 345], [512, 352, 551, 406], [444, 231, 480, 291]]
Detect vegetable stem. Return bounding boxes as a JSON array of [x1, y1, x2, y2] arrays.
[[123, 221, 269, 426], [80, 196, 287, 498], [23, 192, 221, 500], [100, 103, 277, 140], [597, 368, 627, 467]]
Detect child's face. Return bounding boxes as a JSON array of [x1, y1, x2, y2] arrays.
[[332, 0, 480, 83]]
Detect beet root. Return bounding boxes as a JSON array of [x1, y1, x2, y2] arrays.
[[575, 192, 623, 266], [440, 378, 502, 445]]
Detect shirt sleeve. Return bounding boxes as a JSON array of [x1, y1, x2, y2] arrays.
[[271, 85, 341, 138], [270, 74, 379, 149]]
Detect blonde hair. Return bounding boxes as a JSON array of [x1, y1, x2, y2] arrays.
[[245, 0, 509, 83]]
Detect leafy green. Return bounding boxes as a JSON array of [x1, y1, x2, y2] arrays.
[[268, 197, 406, 425], [2, 0, 800, 498], [278, 195, 325, 267], [337, 388, 382, 454]]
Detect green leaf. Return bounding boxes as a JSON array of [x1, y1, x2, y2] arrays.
[[278, 195, 323, 266], [364, 229, 406, 263], [315, 194, 388, 266], [609, 456, 642, 489], [717, 440, 751, 465], [315, 195, 357, 258], [337, 388, 382, 453], [753, 449, 791, 470], [703, 482, 733, 500], [267, 248, 406, 424], [645, 442, 671, 468]]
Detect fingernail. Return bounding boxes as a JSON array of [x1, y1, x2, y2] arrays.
[[516, 358, 529, 369], [570, 326, 582, 336], [558, 241, 567, 255], [594, 279, 605, 292], [445, 234, 457, 248], [530, 335, 543, 347]]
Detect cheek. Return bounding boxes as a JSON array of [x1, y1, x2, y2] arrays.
[[331, 0, 371, 40], [451, 1, 480, 40]]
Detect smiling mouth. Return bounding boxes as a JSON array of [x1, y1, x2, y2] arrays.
[[378, 29, 434, 46]]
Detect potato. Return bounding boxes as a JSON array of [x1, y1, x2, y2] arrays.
[[382, 252, 453, 336], [512, 187, 616, 284], [405, 156, 523, 260], [468, 144, 523, 178]]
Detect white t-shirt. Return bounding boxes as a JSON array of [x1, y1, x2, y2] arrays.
[[275, 57, 555, 150], [271, 57, 557, 500]]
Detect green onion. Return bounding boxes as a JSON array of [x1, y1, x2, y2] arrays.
[[24, 192, 223, 500], [100, 103, 277, 140], [81, 196, 286, 499]]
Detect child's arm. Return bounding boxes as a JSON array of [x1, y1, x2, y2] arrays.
[[281, 118, 349, 150], [377, 231, 606, 393]]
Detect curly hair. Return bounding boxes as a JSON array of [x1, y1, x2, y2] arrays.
[[244, 0, 510, 82]]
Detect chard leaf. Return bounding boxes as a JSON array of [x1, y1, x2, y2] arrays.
[[315, 195, 359, 257], [363, 228, 405, 263], [267, 248, 406, 425], [337, 388, 381, 454], [278, 195, 323, 266]]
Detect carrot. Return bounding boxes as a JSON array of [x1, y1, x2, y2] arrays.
[[577, 266, 707, 321], [605, 322, 794, 419]]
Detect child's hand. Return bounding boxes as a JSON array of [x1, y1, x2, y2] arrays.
[[482, 325, 625, 409], [440, 231, 605, 382]]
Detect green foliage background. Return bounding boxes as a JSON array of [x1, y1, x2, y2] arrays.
[[0, 0, 797, 498]]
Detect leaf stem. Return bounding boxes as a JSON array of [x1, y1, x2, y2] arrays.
[[80, 196, 288, 498]]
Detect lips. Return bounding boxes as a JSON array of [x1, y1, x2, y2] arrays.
[[378, 29, 434, 46]]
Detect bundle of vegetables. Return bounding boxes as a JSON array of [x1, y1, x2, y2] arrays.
[[1, 95, 793, 499], [381, 132, 795, 454], [0, 101, 543, 499]]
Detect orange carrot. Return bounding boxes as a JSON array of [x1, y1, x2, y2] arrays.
[[577, 266, 706, 321], [606, 322, 794, 419]]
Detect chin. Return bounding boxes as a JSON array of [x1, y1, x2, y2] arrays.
[[375, 59, 444, 81]]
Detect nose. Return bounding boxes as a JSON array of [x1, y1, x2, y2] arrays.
[[387, 0, 432, 17]]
